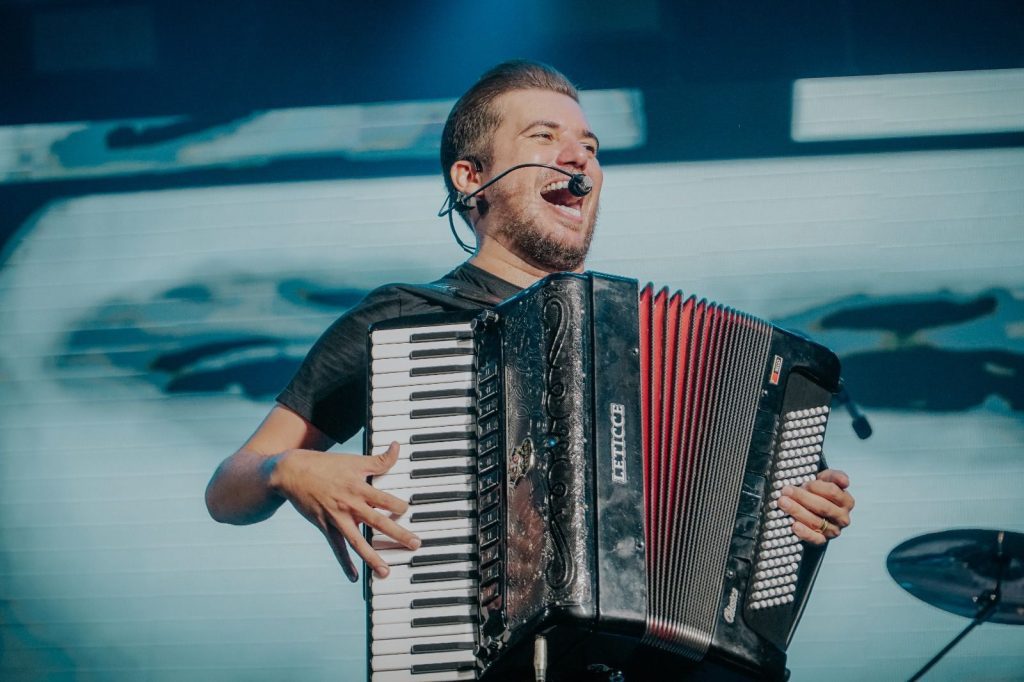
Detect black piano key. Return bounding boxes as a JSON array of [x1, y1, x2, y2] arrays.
[[409, 387, 476, 401], [409, 347, 474, 359], [410, 448, 475, 461], [410, 569, 478, 584], [420, 534, 475, 548], [410, 660, 477, 674], [410, 406, 474, 419], [409, 331, 473, 343], [409, 490, 474, 504], [411, 552, 477, 567], [410, 466, 475, 480], [410, 595, 477, 609], [410, 641, 476, 654], [410, 509, 476, 522], [410, 430, 475, 444], [409, 365, 471, 378]]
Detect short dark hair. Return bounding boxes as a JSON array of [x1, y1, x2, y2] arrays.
[[440, 60, 579, 197]]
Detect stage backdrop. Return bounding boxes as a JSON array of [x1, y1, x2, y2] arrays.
[[1, 148, 1023, 680]]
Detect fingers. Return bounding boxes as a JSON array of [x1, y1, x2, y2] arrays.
[[323, 523, 359, 582], [336, 514, 389, 579], [782, 481, 852, 527], [364, 486, 410, 517], [805, 477, 855, 520], [791, 520, 829, 546], [817, 468, 850, 491], [778, 470, 854, 546], [365, 441, 402, 476], [361, 506, 421, 552]]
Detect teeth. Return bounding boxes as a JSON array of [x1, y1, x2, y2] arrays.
[[553, 204, 581, 218], [541, 180, 569, 193]]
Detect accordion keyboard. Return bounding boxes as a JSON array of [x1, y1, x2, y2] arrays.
[[367, 321, 481, 682]]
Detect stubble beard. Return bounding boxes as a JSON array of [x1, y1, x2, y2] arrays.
[[489, 185, 597, 272]]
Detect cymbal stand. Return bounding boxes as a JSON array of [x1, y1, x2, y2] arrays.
[[908, 532, 1008, 681]]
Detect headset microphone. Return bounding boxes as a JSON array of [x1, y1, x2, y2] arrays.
[[438, 163, 594, 253], [568, 172, 593, 197]]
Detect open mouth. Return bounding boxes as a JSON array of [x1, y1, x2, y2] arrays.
[[540, 179, 583, 219]]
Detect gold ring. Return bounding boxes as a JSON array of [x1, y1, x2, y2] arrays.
[[817, 518, 831, 535]]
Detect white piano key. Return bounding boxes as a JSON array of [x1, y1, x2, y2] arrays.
[[375, 516, 476, 535], [371, 574, 477, 596], [371, 338, 474, 359], [372, 355, 474, 375], [372, 604, 474, 626], [372, 396, 474, 417], [372, 649, 477, 673], [372, 586, 475, 610], [372, 664, 478, 682], [370, 440, 475, 457], [378, 541, 476, 566], [373, 470, 474, 491], [371, 380, 475, 404], [371, 618, 477, 643], [383, 491, 474, 509], [385, 560, 475, 581], [371, 412, 475, 432], [372, 632, 476, 656], [373, 529, 476, 551], [372, 370, 474, 389], [371, 425, 475, 447], [382, 455, 474, 477], [371, 322, 474, 346]]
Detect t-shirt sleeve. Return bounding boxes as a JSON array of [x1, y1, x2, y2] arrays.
[[276, 287, 404, 444]]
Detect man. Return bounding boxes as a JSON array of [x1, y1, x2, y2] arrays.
[[205, 60, 854, 584]]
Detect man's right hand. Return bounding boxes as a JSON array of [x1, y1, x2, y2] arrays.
[[205, 406, 420, 583], [269, 442, 421, 582]]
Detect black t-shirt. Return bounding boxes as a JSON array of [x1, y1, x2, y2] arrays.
[[276, 262, 522, 444]]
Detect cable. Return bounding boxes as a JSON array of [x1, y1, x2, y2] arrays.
[[437, 163, 594, 255]]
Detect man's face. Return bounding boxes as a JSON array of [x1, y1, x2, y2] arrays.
[[475, 89, 603, 272]]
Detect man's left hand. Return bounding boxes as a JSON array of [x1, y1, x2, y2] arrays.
[[777, 469, 854, 546]]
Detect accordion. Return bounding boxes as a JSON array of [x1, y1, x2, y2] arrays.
[[364, 272, 841, 681]]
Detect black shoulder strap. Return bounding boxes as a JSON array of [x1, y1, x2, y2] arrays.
[[392, 278, 505, 311]]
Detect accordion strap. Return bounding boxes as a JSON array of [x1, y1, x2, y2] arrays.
[[392, 277, 505, 311]]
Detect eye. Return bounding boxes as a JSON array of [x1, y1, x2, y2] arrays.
[[532, 131, 554, 141]]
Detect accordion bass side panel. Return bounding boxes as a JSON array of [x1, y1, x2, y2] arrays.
[[700, 326, 841, 679]]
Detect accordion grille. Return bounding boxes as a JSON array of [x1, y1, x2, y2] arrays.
[[639, 285, 772, 658]]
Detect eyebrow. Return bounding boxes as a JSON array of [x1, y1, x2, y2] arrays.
[[521, 119, 600, 151]]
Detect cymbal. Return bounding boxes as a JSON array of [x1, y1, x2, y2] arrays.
[[887, 529, 1024, 625]]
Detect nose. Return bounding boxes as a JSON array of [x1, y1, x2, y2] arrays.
[[556, 138, 591, 170]]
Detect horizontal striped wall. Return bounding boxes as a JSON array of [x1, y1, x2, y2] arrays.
[[1, 146, 1022, 680]]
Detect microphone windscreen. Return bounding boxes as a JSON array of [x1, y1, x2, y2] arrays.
[[568, 174, 593, 197]]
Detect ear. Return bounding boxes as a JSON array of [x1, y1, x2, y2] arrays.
[[450, 158, 483, 198]]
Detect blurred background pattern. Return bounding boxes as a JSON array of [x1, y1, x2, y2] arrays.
[[1, 1, 1022, 680]]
